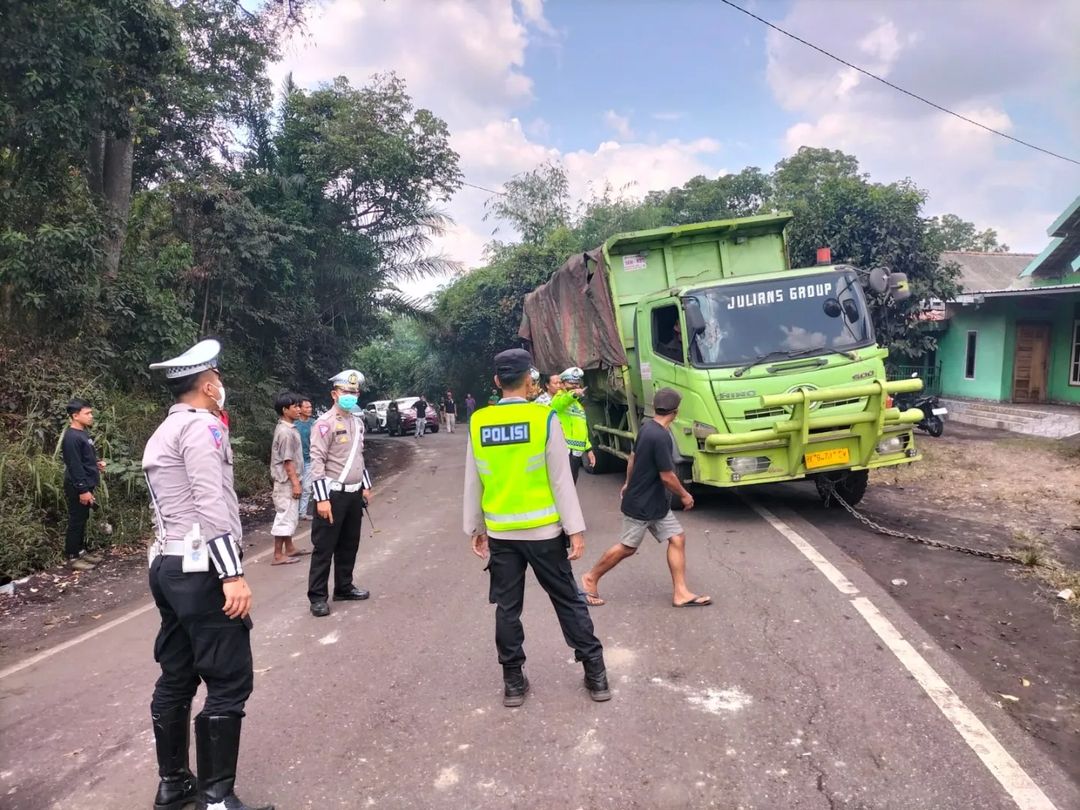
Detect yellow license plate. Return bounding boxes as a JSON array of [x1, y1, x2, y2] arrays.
[[805, 448, 850, 469]]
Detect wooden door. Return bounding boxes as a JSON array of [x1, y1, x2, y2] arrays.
[[1012, 323, 1051, 402]]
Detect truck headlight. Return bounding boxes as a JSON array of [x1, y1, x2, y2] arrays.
[[727, 456, 771, 474], [876, 436, 904, 455]]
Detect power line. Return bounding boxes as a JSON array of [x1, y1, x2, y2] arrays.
[[718, 0, 1080, 167], [461, 180, 506, 196]]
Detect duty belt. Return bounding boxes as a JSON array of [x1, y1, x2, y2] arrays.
[[330, 481, 363, 493], [157, 540, 186, 556]]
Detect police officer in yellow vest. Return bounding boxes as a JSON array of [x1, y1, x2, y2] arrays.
[[464, 349, 610, 707], [551, 366, 594, 484]]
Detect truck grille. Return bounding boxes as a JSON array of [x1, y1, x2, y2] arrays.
[[742, 406, 786, 420]]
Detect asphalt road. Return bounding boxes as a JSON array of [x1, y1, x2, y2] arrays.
[[2, 430, 1078, 810]]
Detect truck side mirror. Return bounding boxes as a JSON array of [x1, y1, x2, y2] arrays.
[[822, 297, 842, 318], [867, 267, 889, 294], [888, 272, 911, 301], [683, 298, 706, 335]]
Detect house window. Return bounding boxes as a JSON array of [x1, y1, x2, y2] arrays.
[[1071, 320, 1080, 386], [964, 331, 977, 380]]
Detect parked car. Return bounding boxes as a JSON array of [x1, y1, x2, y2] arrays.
[[364, 400, 393, 433], [393, 396, 439, 435]]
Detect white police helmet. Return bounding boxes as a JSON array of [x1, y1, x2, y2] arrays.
[[560, 366, 585, 384]]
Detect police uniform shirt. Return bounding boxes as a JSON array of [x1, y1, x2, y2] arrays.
[[463, 398, 585, 541], [309, 406, 371, 502], [143, 404, 244, 577]]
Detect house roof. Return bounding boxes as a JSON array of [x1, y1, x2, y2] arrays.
[[1020, 193, 1080, 278], [953, 283, 1080, 303], [940, 251, 1036, 294]]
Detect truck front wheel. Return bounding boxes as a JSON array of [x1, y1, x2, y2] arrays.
[[814, 469, 868, 507]]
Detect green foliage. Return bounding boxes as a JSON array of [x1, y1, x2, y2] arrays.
[[0, 1, 458, 576], [485, 162, 570, 245], [354, 319, 443, 400], [644, 167, 772, 224], [925, 213, 1009, 253]]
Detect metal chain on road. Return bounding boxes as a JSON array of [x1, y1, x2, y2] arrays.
[[820, 482, 1029, 565]]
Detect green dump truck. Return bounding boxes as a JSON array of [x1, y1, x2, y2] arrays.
[[518, 212, 923, 505]]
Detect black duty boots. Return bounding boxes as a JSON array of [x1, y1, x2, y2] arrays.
[[194, 714, 274, 810], [503, 667, 530, 707], [153, 704, 196, 810], [583, 656, 612, 702]]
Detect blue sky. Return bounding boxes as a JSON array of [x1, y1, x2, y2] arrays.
[[272, 0, 1080, 293]]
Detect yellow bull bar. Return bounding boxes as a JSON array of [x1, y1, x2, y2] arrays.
[[703, 378, 924, 475]]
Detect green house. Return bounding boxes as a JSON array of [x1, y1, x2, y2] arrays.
[[936, 194, 1080, 405]]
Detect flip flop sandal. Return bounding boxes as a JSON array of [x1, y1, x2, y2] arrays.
[[582, 591, 606, 607], [271, 557, 301, 566], [673, 597, 712, 607], [287, 550, 312, 557]]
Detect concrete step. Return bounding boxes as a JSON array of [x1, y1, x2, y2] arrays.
[[960, 403, 1054, 420], [952, 413, 1025, 431]]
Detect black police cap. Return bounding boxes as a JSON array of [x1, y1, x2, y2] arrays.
[[494, 348, 535, 378]]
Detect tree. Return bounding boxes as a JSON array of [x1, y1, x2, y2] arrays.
[[773, 146, 862, 202], [644, 167, 772, 224], [925, 213, 1009, 253], [485, 162, 570, 245], [353, 319, 443, 399]]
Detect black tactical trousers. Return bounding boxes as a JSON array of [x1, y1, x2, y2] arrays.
[[307, 489, 364, 602], [149, 555, 253, 718], [63, 481, 91, 558], [568, 453, 583, 484], [488, 534, 604, 669]]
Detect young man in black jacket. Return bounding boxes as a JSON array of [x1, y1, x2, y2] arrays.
[[61, 398, 106, 566]]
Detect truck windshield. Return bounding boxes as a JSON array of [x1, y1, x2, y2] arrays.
[[686, 270, 873, 368]]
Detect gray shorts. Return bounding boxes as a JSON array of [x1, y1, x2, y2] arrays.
[[620, 511, 684, 549]]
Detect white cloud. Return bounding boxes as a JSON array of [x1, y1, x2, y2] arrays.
[[274, 0, 728, 298], [273, 0, 535, 128], [767, 0, 1080, 252], [603, 110, 634, 140]]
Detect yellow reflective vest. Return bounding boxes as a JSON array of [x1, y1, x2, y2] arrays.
[[470, 401, 560, 532], [551, 391, 591, 454]]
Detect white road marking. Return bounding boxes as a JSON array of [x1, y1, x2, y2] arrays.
[[851, 597, 1057, 810], [750, 503, 859, 594], [750, 501, 1058, 810], [0, 529, 309, 681]]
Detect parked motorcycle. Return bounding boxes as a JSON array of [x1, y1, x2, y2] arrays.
[[894, 375, 947, 437]]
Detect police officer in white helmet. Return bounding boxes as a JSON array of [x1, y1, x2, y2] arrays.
[[307, 369, 374, 617], [143, 339, 273, 810]]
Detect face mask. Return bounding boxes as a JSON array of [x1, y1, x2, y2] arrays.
[[338, 394, 358, 411], [212, 383, 226, 410]]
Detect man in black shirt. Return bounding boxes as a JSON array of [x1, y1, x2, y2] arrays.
[[61, 398, 106, 565], [442, 391, 457, 434], [413, 396, 428, 438], [580, 388, 711, 608]]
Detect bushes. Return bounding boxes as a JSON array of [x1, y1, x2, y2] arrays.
[[0, 401, 154, 579]]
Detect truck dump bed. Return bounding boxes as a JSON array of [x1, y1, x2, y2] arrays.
[[518, 247, 627, 373]]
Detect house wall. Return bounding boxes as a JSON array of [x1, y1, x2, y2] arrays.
[[938, 307, 1009, 400], [1045, 295, 1080, 403], [939, 293, 1080, 404]]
